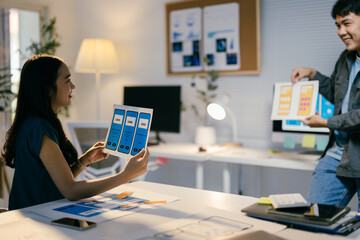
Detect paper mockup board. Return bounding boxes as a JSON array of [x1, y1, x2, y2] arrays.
[[271, 81, 319, 120], [104, 104, 153, 159]]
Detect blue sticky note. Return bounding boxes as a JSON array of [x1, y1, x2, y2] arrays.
[[316, 137, 329, 151], [283, 135, 296, 149]]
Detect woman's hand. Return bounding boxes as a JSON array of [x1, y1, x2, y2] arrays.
[[121, 148, 149, 182], [80, 142, 109, 165]]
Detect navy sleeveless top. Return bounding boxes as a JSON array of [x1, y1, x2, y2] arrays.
[[9, 117, 64, 210]]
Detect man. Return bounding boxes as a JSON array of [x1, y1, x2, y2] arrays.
[[291, 0, 360, 210]]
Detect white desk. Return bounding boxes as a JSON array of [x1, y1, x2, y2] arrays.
[[148, 143, 228, 189], [211, 148, 319, 193], [0, 181, 357, 239], [148, 143, 319, 193]]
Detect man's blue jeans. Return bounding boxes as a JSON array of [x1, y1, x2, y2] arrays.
[[307, 155, 360, 211]]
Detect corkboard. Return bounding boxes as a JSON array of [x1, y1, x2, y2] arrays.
[[165, 0, 260, 76]]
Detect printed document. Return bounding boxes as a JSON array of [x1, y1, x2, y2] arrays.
[[271, 81, 319, 120]]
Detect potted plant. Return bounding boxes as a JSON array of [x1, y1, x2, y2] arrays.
[[190, 70, 219, 123], [0, 67, 15, 148], [190, 64, 219, 146], [0, 67, 14, 112], [26, 17, 60, 55]]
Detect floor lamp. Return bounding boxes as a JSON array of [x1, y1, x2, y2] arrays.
[[74, 38, 119, 121]]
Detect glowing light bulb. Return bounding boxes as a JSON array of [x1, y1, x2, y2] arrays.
[[207, 103, 226, 120]]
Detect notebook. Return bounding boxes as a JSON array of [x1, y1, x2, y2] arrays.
[[241, 203, 358, 235]]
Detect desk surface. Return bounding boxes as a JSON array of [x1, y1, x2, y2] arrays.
[[0, 181, 357, 240], [149, 143, 319, 170], [211, 148, 319, 171], [148, 143, 320, 193], [149, 143, 228, 161]]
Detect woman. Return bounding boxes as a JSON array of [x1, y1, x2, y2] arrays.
[[2, 54, 149, 210]]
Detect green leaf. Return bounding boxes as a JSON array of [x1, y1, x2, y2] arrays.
[[0, 66, 15, 112], [208, 84, 217, 91], [191, 104, 199, 116], [196, 90, 206, 96]]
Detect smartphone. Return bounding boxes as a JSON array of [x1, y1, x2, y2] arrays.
[[51, 217, 97, 231]]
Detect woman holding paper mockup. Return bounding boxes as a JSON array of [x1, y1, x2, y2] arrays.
[[2, 54, 149, 210]]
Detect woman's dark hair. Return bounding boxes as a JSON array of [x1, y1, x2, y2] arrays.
[[2, 54, 77, 168], [332, 0, 360, 19]]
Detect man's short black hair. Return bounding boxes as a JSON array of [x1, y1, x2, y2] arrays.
[[332, 0, 360, 19]]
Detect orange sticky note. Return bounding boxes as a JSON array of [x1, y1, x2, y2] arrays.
[[142, 200, 167, 204], [115, 191, 133, 199]]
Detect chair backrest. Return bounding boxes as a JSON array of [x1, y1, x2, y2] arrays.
[[0, 208, 7, 213], [0, 157, 10, 198]]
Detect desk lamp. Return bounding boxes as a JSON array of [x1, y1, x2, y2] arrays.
[[207, 94, 242, 146], [75, 38, 119, 120]]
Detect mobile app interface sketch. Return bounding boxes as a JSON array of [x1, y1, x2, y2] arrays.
[[118, 111, 138, 154], [104, 105, 153, 159], [106, 109, 125, 151], [297, 84, 314, 116], [278, 86, 292, 116], [131, 113, 151, 155]]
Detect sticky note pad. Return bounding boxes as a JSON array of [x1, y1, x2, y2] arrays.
[[316, 137, 328, 151], [302, 134, 316, 148], [283, 135, 296, 149], [115, 191, 133, 199], [257, 197, 272, 205]]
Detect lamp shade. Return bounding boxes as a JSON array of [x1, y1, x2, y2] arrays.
[[74, 38, 119, 74], [207, 103, 226, 120]]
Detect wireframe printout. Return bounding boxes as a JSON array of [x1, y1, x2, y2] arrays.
[[271, 81, 319, 120], [104, 104, 153, 158]]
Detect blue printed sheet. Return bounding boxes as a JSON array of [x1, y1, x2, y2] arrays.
[[104, 105, 153, 159], [30, 186, 179, 223]]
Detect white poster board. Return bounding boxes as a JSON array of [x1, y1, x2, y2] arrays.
[[271, 81, 319, 120], [104, 105, 153, 159], [203, 2, 240, 71], [170, 7, 202, 72]]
